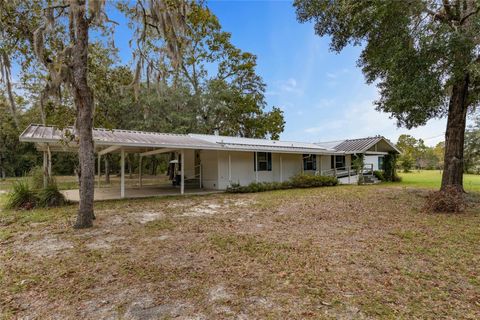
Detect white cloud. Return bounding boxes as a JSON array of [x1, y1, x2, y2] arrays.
[[266, 78, 304, 97], [300, 99, 447, 146], [279, 78, 303, 95]]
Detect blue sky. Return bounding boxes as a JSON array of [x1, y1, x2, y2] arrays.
[[14, 0, 447, 146], [201, 0, 448, 146]]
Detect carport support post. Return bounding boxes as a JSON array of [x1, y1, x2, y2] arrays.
[[180, 149, 185, 195], [228, 152, 231, 183], [97, 154, 101, 188], [280, 155, 283, 183], [255, 152, 258, 182], [139, 156, 143, 188], [120, 148, 125, 198], [43, 150, 48, 188]]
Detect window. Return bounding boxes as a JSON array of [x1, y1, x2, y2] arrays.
[[303, 154, 317, 171], [254, 152, 272, 171], [331, 155, 346, 169], [378, 156, 384, 170]]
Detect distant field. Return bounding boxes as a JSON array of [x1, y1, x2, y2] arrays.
[[397, 170, 480, 192]]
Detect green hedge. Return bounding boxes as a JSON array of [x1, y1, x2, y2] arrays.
[[226, 174, 338, 193], [373, 170, 385, 181]]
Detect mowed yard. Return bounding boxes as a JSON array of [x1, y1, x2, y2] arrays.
[[0, 176, 480, 319], [398, 170, 480, 192]]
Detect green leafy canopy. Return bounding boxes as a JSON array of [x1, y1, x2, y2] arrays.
[[295, 0, 480, 128]]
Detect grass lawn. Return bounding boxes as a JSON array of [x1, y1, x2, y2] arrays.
[[397, 170, 480, 192], [0, 184, 479, 319]]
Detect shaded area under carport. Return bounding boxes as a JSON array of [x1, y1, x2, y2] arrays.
[[61, 185, 221, 202]]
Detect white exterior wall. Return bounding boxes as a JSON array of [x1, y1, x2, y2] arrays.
[[199, 150, 219, 189], [345, 154, 352, 168], [364, 155, 381, 171], [201, 150, 336, 190], [319, 155, 331, 172]]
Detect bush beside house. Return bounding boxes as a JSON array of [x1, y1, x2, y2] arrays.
[[227, 174, 338, 193]]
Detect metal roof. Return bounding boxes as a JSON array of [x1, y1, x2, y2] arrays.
[[317, 136, 400, 153], [19, 124, 338, 155], [19, 124, 218, 150], [189, 134, 335, 153]]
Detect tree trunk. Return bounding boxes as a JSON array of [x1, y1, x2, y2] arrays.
[[0, 153, 5, 179], [1, 52, 19, 129], [72, 1, 95, 228], [441, 74, 470, 192], [104, 155, 110, 184]]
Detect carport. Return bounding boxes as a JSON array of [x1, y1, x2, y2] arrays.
[[19, 124, 220, 199]]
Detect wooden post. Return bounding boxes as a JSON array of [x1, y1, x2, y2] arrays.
[[139, 156, 143, 188], [280, 155, 283, 183], [180, 149, 185, 195], [255, 152, 258, 182], [120, 148, 125, 198], [228, 152, 231, 184], [43, 150, 48, 188], [97, 154, 101, 188]]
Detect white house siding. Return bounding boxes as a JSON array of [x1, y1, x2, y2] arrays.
[[217, 151, 257, 189], [346, 154, 352, 168], [319, 155, 331, 172], [364, 155, 382, 171], [200, 150, 340, 190], [278, 153, 303, 181], [199, 150, 219, 189]]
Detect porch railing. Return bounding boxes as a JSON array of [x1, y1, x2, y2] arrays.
[[317, 163, 374, 179]]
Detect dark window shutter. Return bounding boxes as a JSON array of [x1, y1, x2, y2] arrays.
[[254, 152, 256, 171], [331, 155, 334, 169], [313, 155, 317, 171], [267, 153, 272, 171]]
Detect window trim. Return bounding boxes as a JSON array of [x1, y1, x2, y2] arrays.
[[331, 155, 346, 169], [303, 154, 317, 171], [254, 152, 272, 172]]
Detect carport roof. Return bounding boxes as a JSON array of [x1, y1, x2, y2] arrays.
[[19, 124, 338, 154]]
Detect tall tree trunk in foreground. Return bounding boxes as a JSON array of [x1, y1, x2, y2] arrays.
[[72, 1, 95, 228], [1, 52, 19, 129], [441, 74, 470, 192]]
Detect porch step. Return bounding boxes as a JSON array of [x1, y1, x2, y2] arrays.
[[338, 174, 381, 185]]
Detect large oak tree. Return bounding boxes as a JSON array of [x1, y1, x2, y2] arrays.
[[295, 0, 480, 192]]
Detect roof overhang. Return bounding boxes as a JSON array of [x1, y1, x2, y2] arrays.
[[19, 124, 342, 156]]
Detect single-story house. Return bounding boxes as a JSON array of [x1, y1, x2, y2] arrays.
[[19, 124, 400, 197]]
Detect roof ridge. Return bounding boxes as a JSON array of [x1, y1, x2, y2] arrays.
[[343, 136, 383, 142], [190, 133, 320, 145]]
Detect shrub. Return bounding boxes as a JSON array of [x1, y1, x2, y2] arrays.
[[30, 166, 48, 190], [289, 174, 338, 188], [423, 186, 466, 213], [37, 182, 67, 208], [227, 174, 337, 193], [5, 179, 38, 210], [373, 170, 385, 181]]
